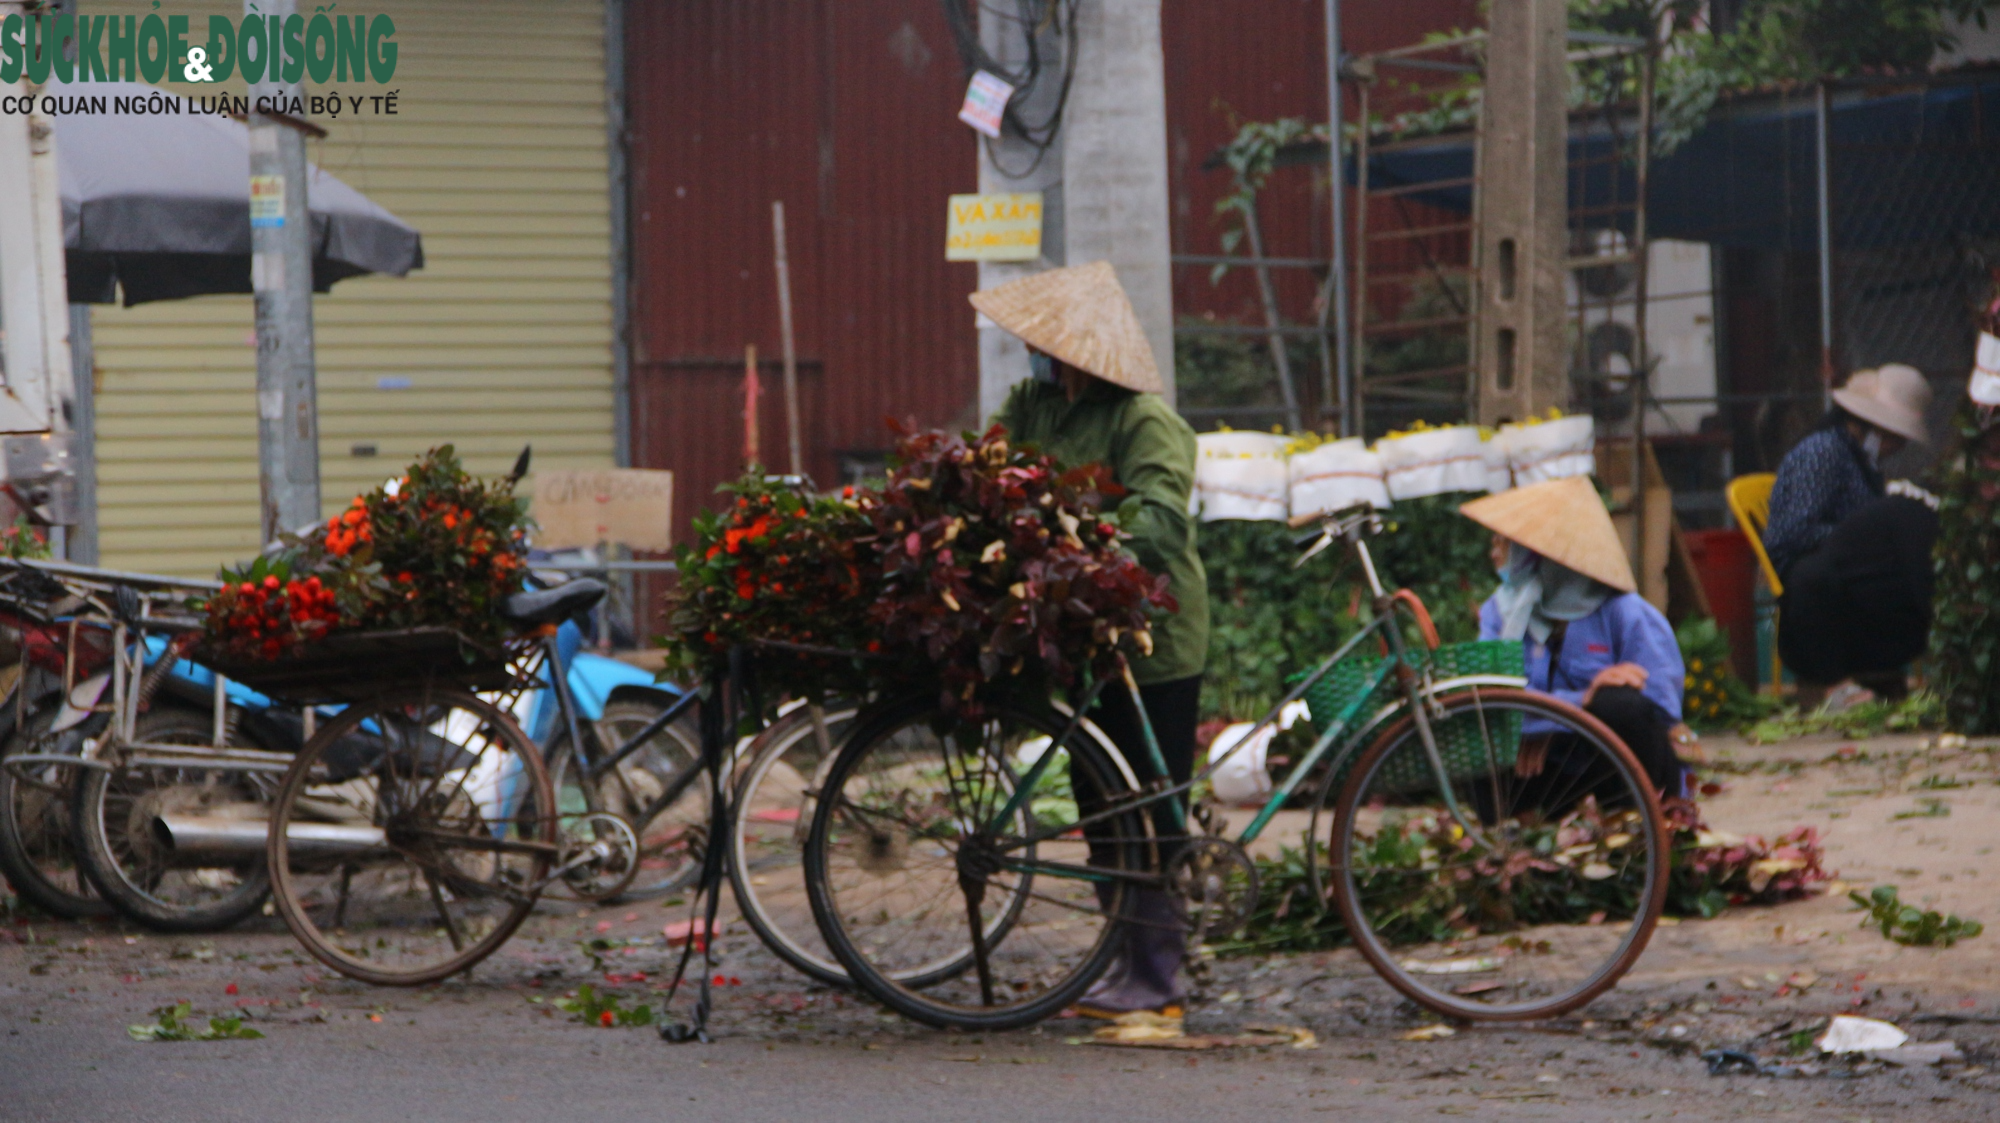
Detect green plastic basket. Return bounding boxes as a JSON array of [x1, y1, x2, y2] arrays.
[[1293, 640, 1527, 795]]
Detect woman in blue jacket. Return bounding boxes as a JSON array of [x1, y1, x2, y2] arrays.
[[1460, 476, 1693, 798]]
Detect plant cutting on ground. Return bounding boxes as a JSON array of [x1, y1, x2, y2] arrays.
[[1849, 884, 1984, 947]]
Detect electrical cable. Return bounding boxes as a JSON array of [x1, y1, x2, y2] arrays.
[[939, 0, 1080, 178]]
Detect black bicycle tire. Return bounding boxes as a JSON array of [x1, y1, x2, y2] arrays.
[[71, 707, 273, 933], [805, 694, 1146, 1031], [0, 696, 113, 919], [727, 703, 860, 987], [266, 687, 554, 986], [1329, 687, 1669, 1022]]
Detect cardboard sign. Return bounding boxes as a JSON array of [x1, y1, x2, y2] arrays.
[[957, 70, 1015, 138], [946, 192, 1043, 262], [531, 469, 674, 551]]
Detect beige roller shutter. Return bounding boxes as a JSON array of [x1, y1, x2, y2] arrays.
[[83, 0, 614, 576]]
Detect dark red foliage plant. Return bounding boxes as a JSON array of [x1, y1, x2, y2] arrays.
[[868, 424, 1173, 712], [664, 426, 1174, 717]]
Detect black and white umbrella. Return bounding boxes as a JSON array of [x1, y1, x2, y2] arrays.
[[51, 81, 423, 306]]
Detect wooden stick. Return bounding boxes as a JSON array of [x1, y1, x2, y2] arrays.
[[743, 344, 760, 466], [773, 201, 803, 476]]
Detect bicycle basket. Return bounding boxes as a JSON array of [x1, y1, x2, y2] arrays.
[[1295, 640, 1527, 796]]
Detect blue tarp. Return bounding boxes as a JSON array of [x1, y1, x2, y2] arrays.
[[1311, 76, 2000, 253]]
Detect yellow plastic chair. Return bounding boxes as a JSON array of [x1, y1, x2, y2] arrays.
[[1725, 473, 1783, 689]]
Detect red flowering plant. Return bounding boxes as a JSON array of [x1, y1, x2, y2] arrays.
[[868, 425, 1173, 712], [202, 445, 529, 659], [347, 444, 530, 645], [663, 473, 881, 703]]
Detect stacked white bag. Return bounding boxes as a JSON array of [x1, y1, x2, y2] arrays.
[[1495, 414, 1595, 485], [1288, 437, 1391, 516], [1374, 424, 1488, 500], [1192, 431, 1292, 521]]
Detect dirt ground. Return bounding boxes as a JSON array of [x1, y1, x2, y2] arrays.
[[7, 728, 2000, 1121]]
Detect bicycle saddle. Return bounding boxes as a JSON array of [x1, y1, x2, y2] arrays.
[[501, 578, 608, 626]]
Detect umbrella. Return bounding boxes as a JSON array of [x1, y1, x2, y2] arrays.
[[50, 81, 423, 306]]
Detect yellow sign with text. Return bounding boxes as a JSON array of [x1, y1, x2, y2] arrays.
[[945, 192, 1043, 262]]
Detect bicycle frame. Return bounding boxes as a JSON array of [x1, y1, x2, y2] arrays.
[[989, 508, 1519, 884]]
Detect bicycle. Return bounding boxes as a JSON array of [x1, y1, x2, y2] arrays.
[[800, 507, 1670, 1030], [0, 559, 294, 932]]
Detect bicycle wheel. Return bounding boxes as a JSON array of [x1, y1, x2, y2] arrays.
[[547, 697, 705, 899], [266, 687, 554, 986], [0, 697, 112, 919], [805, 695, 1147, 1031], [1330, 686, 1668, 1021], [72, 707, 275, 932], [729, 702, 858, 986]]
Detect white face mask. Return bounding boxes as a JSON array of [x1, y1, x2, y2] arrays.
[[1861, 429, 1884, 466]]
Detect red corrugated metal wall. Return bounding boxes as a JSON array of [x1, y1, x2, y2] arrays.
[[626, 1, 1478, 551], [1162, 1, 1479, 335], [627, 0, 981, 540]]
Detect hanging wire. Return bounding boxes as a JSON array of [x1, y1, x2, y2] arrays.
[[939, 0, 1081, 178]]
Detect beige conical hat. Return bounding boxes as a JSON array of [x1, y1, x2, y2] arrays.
[[1458, 475, 1636, 594], [969, 261, 1164, 393]]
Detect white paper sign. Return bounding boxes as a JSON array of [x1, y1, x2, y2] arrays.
[[1971, 331, 2000, 406], [958, 70, 1015, 138]]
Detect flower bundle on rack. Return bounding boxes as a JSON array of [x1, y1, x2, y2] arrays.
[[202, 445, 530, 659], [868, 425, 1172, 710], [665, 426, 1174, 713], [665, 474, 881, 702]]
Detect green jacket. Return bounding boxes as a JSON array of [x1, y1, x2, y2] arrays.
[[995, 379, 1209, 685]]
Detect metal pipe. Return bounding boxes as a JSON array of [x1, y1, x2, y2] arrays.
[[1325, 0, 1356, 435], [1814, 80, 1836, 405], [1631, 47, 1655, 603], [1352, 79, 1372, 438], [606, 0, 632, 470], [152, 815, 386, 862], [66, 304, 97, 565]]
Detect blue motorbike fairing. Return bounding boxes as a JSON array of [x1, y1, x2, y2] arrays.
[[525, 620, 677, 745]]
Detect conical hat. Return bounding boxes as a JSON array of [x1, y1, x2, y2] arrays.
[[969, 261, 1164, 393], [1458, 475, 1636, 594]]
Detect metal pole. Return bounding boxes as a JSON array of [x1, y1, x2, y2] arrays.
[[772, 201, 803, 476], [607, 0, 633, 470], [248, 0, 320, 543], [1324, 0, 1356, 436], [1630, 47, 1655, 604], [66, 303, 97, 565], [1814, 80, 1836, 406], [1242, 202, 1302, 432], [1352, 79, 1372, 438]]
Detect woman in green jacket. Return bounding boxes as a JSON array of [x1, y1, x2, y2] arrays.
[[972, 261, 1210, 1018]]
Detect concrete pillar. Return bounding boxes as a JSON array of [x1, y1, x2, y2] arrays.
[[249, 0, 321, 542], [1473, 0, 1569, 425], [976, 0, 1175, 420]]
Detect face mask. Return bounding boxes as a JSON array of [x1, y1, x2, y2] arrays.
[[1029, 351, 1057, 385], [1862, 429, 1884, 466]]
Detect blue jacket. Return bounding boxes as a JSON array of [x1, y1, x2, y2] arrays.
[[1479, 591, 1684, 725]]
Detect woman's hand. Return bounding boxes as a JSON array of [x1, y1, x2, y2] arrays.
[[1582, 662, 1648, 707]]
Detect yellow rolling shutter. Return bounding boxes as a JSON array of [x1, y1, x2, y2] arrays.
[[84, 0, 613, 575]]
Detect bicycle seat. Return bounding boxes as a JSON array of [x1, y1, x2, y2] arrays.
[[501, 578, 607, 627]]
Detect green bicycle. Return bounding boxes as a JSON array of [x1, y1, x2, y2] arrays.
[[802, 507, 1669, 1030]]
